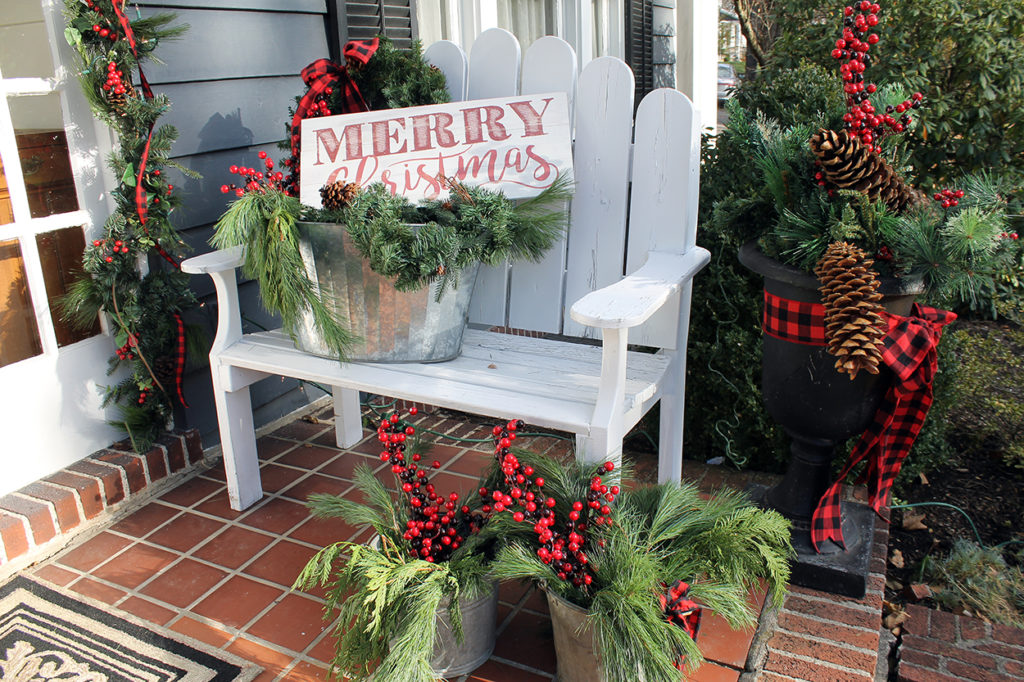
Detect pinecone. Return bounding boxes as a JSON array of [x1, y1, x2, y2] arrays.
[[809, 129, 925, 213], [319, 181, 360, 211], [107, 90, 130, 117], [814, 241, 887, 379], [152, 355, 177, 392]]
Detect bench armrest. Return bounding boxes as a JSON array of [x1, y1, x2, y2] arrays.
[[569, 247, 710, 329], [181, 245, 245, 275]]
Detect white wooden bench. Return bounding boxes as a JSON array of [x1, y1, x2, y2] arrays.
[[182, 29, 710, 512]]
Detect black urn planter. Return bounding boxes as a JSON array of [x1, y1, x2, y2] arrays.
[[738, 241, 923, 597]]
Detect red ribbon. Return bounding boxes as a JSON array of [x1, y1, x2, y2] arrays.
[[288, 39, 380, 162], [173, 312, 189, 407], [658, 580, 701, 641], [810, 304, 956, 550]]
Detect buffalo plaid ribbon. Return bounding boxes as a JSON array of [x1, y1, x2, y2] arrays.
[[173, 313, 189, 407], [808, 304, 956, 550], [762, 293, 956, 551], [658, 580, 702, 641], [763, 291, 827, 345], [288, 39, 380, 161]]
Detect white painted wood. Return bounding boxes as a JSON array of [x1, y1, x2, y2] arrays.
[[561, 57, 634, 338], [570, 249, 710, 328], [466, 28, 522, 327], [506, 35, 578, 334], [424, 40, 469, 101], [333, 386, 363, 448], [628, 89, 702, 349], [190, 33, 713, 510]]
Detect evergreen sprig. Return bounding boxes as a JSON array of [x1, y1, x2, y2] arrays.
[[294, 464, 492, 681], [61, 0, 197, 451], [485, 449, 792, 679]]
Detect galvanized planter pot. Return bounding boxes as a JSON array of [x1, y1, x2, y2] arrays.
[[546, 590, 603, 682], [295, 221, 479, 363], [430, 579, 500, 677]]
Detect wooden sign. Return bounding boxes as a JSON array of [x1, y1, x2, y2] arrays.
[[299, 92, 573, 205]]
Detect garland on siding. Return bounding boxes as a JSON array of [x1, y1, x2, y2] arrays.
[[61, 0, 199, 452]]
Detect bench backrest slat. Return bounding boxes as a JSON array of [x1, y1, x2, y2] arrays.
[[425, 30, 699, 348]]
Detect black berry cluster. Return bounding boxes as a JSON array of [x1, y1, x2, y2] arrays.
[[831, 2, 923, 151], [481, 420, 619, 590], [376, 408, 478, 564], [220, 152, 284, 197]]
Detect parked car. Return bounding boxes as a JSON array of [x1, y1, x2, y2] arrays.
[[718, 63, 738, 103]]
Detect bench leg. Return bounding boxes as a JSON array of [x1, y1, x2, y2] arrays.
[[658, 393, 684, 484], [576, 431, 623, 470], [332, 386, 363, 448], [212, 378, 263, 511]]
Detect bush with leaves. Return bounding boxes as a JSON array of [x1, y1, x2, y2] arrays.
[[766, 0, 1024, 195], [483, 447, 792, 680]]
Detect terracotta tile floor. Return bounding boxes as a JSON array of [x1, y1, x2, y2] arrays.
[[29, 404, 769, 681]]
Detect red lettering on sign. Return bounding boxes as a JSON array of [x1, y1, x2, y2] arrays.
[[462, 106, 511, 144], [508, 98, 555, 137], [315, 124, 365, 165], [371, 118, 408, 156], [410, 112, 457, 152]]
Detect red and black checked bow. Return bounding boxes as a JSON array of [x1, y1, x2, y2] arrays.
[[288, 39, 380, 161], [763, 291, 826, 345], [810, 303, 956, 550], [658, 580, 702, 641]]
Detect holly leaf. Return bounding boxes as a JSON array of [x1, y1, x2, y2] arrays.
[[114, 330, 128, 348], [64, 27, 82, 49], [121, 164, 136, 187]]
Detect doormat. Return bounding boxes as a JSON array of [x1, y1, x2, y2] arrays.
[[0, 576, 261, 681]]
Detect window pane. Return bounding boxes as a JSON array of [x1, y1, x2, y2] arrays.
[[497, 0, 553, 49], [0, 153, 13, 226], [36, 226, 100, 347], [8, 94, 80, 219], [417, 0, 452, 44], [0, 238, 43, 367], [0, 1, 55, 79]]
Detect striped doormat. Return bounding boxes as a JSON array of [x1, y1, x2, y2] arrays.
[[0, 576, 261, 681]]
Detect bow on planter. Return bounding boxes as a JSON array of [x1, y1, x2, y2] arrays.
[[658, 580, 702, 641], [811, 303, 957, 551], [288, 38, 380, 161]]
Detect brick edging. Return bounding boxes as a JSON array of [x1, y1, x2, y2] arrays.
[[897, 603, 1024, 681], [750, 521, 891, 681], [0, 429, 205, 571]]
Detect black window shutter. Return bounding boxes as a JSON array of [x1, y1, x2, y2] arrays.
[[329, 0, 417, 59], [625, 0, 654, 106]]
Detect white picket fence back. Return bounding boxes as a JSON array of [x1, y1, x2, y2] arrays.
[[424, 29, 701, 348]]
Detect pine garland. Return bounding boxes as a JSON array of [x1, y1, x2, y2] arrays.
[[60, 0, 198, 452]]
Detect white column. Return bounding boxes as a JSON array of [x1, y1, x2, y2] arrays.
[[675, 0, 718, 136]]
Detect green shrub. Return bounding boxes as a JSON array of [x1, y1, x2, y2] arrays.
[[924, 539, 1024, 627], [948, 322, 1024, 469], [767, 0, 1024, 192]]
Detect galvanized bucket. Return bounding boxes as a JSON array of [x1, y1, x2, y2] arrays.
[[546, 589, 605, 682], [430, 579, 499, 677], [294, 221, 479, 362]]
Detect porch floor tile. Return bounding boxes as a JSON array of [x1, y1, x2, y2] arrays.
[[16, 402, 880, 681]]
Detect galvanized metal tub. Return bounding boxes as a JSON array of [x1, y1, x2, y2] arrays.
[[294, 221, 479, 362], [430, 579, 499, 677], [546, 589, 604, 682]]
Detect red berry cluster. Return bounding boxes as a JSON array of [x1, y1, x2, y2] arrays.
[[309, 86, 334, 118], [932, 188, 965, 209], [481, 420, 619, 590], [86, 6, 121, 43], [831, 2, 923, 151], [114, 334, 137, 362], [102, 62, 128, 96], [92, 237, 132, 264], [219, 152, 284, 197], [1001, 231, 1020, 241], [376, 408, 478, 564]]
